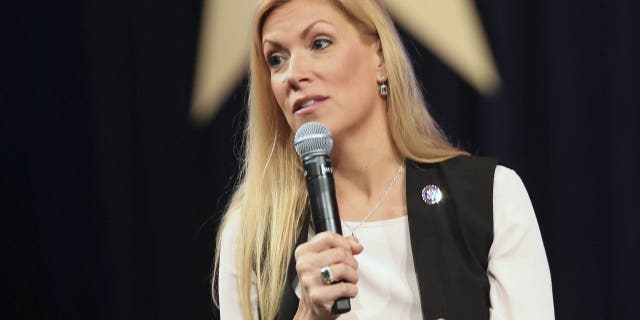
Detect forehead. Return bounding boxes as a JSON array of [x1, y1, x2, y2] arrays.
[[261, 0, 348, 40]]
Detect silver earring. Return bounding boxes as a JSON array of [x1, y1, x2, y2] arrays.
[[380, 82, 389, 97]]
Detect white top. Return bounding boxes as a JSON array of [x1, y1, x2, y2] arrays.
[[218, 165, 555, 319]]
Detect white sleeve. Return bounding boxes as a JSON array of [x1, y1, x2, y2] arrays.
[[218, 211, 260, 319], [488, 166, 555, 320]]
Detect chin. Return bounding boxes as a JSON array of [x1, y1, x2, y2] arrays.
[[292, 117, 332, 133]]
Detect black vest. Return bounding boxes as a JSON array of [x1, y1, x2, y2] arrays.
[[277, 156, 498, 319]]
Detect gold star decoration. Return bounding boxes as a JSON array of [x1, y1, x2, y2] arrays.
[[191, 0, 501, 124]]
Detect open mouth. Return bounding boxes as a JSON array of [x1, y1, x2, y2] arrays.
[[293, 96, 328, 113]]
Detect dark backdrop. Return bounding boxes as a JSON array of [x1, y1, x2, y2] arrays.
[[5, 0, 639, 319]]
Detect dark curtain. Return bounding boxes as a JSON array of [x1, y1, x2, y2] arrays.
[[6, 0, 638, 319]]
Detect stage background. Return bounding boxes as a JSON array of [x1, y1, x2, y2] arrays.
[[5, 0, 639, 319]]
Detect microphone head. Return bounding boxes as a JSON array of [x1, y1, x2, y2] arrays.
[[294, 122, 333, 158]]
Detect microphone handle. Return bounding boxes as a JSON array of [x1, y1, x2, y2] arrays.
[[304, 155, 351, 314]]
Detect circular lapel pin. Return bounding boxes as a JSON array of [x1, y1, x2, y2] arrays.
[[421, 185, 443, 205]]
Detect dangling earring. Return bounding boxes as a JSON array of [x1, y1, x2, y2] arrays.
[[380, 82, 389, 97]]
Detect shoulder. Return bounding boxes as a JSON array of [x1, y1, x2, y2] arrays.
[[219, 208, 243, 253], [493, 165, 527, 192], [492, 165, 536, 227], [429, 157, 529, 201], [218, 207, 244, 280], [442, 155, 499, 174], [408, 155, 498, 174], [409, 155, 499, 195]]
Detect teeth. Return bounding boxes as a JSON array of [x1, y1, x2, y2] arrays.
[[300, 99, 317, 108]]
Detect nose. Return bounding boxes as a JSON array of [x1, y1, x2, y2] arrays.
[[282, 52, 311, 90]]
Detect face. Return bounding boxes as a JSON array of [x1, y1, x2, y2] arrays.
[[261, 0, 387, 138]]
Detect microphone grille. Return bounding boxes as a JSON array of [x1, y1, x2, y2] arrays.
[[294, 122, 333, 158]]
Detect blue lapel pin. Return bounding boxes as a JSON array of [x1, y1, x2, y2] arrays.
[[421, 184, 443, 205]]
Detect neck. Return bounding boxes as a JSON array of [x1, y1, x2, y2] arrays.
[[331, 115, 406, 221]]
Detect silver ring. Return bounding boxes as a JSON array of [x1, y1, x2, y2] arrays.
[[320, 266, 334, 284]]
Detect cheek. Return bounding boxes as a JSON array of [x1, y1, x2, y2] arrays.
[[331, 50, 377, 111], [270, 75, 295, 128], [328, 48, 377, 103], [270, 76, 287, 111]]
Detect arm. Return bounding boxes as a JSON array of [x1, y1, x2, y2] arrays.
[[218, 212, 259, 319], [488, 166, 555, 320]]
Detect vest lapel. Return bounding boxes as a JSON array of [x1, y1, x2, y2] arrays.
[[406, 160, 449, 320]]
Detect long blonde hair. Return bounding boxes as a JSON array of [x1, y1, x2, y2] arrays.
[[212, 0, 468, 318]]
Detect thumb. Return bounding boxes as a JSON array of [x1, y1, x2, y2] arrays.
[[347, 236, 364, 254]]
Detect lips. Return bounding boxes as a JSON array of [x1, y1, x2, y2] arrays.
[[292, 95, 328, 113]]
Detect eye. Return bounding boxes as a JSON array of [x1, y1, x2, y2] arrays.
[[312, 38, 332, 50], [267, 54, 285, 68]]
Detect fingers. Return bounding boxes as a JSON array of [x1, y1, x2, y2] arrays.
[[317, 247, 359, 269], [294, 232, 362, 284], [347, 236, 364, 255], [295, 231, 363, 260], [309, 281, 359, 303], [296, 281, 358, 319], [299, 262, 358, 289], [325, 262, 359, 284], [297, 255, 359, 288], [293, 231, 363, 317]]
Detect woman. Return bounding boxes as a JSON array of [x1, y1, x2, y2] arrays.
[[214, 0, 554, 319]]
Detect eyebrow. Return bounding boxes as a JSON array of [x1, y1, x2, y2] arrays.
[[263, 19, 333, 47]]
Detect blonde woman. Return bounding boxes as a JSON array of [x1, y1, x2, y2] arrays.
[[214, 0, 554, 319]]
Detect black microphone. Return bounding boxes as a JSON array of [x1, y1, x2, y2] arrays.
[[294, 122, 351, 314]]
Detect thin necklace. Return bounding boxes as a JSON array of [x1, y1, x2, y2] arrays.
[[343, 163, 403, 237]]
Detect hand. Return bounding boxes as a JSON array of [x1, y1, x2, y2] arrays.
[[293, 231, 364, 319]]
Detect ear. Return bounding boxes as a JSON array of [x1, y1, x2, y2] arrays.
[[374, 39, 387, 83]]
